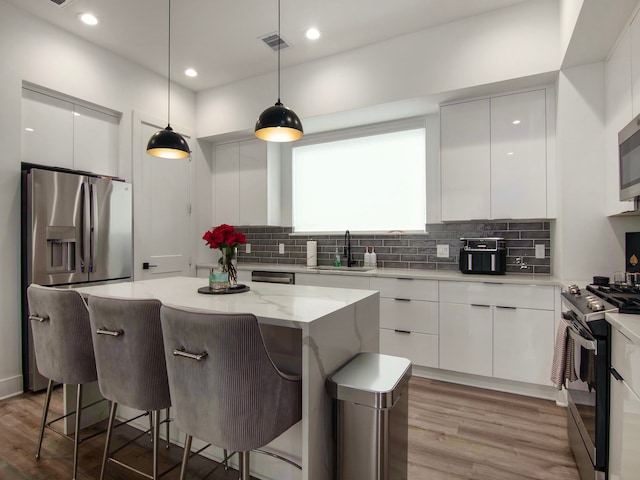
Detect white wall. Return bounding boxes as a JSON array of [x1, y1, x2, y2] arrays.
[[554, 62, 640, 283], [196, 0, 560, 139], [559, 0, 584, 58], [0, 0, 196, 399]]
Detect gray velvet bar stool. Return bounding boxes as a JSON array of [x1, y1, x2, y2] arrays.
[[26, 284, 103, 480], [159, 305, 303, 480], [87, 295, 172, 480]]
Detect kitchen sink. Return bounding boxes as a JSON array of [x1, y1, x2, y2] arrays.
[[311, 266, 374, 272]]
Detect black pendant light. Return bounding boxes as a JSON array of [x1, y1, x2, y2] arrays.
[[147, 0, 190, 159], [255, 0, 303, 142]]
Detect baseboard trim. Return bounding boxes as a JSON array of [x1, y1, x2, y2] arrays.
[[412, 365, 560, 402], [0, 375, 24, 400]]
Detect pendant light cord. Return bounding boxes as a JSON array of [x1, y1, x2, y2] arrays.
[[167, 0, 172, 125], [277, 0, 281, 103]]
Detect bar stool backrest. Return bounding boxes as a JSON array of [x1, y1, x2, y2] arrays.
[[160, 305, 302, 453], [87, 295, 170, 412], [27, 284, 97, 385]]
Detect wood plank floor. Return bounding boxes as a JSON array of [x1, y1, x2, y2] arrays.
[[0, 377, 579, 479]]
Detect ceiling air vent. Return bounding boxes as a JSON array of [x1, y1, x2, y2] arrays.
[[260, 33, 290, 52], [50, 0, 79, 7]]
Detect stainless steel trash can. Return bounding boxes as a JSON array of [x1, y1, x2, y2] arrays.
[[326, 352, 412, 480]]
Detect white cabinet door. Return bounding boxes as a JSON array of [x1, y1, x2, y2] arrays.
[[609, 373, 640, 480], [606, 28, 634, 215], [490, 90, 547, 219], [214, 142, 240, 225], [493, 307, 554, 385], [380, 329, 438, 368], [73, 105, 119, 176], [440, 99, 491, 221], [239, 139, 268, 225], [631, 15, 640, 118], [439, 302, 492, 377], [22, 89, 74, 169]]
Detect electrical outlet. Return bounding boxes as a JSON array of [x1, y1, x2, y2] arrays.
[[535, 244, 545, 259], [245, 243, 251, 254], [279, 243, 285, 254], [437, 244, 449, 258]]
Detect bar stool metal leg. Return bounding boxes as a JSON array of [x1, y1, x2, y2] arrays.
[[165, 407, 170, 449], [35, 379, 53, 459], [239, 451, 250, 480], [72, 384, 83, 480], [153, 410, 160, 480], [100, 401, 118, 480], [179, 434, 192, 480]]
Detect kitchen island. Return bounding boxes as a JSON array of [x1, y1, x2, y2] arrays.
[[75, 276, 380, 480]]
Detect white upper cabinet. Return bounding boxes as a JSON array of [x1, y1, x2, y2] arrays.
[[21, 88, 120, 176], [605, 27, 634, 215], [214, 139, 281, 226], [73, 104, 119, 176], [490, 90, 547, 219], [631, 13, 640, 117], [440, 98, 491, 221], [22, 89, 74, 169], [214, 142, 241, 225], [440, 89, 549, 221]]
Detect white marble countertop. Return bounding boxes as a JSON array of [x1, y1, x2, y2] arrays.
[[198, 262, 562, 286], [74, 276, 378, 328], [606, 312, 640, 345]]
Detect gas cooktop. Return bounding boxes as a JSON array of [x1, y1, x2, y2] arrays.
[[586, 284, 640, 314]]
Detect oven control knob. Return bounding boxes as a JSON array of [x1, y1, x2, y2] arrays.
[[568, 284, 580, 295], [588, 299, 605, 311]]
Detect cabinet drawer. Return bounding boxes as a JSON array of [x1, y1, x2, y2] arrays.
[[370, 277, 437, 301], [380, 329, 438, 368], [613, 328, 640, 395], [295, 273, 370, 290], [380, 298, 438, 334], [439, 281, 554, 310]]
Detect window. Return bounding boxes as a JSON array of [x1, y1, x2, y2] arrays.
[[292, 125, 426, 232]]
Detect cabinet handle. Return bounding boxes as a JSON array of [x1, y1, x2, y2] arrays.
[[496, 305, 516, 310], [397, 277, 413, 281], [611, 367, 624, 381], [394, 298, 411, 302], [471, 304, 490, 308], [394, 329, 411, 334], [483, 282, 503, 285]]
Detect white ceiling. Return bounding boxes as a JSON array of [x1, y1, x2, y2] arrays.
[[6, 0, 530, 92]]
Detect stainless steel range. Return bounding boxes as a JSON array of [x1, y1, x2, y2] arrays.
[[562, 284, 617, 480]]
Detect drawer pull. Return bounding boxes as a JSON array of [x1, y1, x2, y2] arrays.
[[397, 277, 413, 281], [496, 305, 516, 310], [394, 298, 411, 302], [471, 304, 490, 308], [394, 329, 411, 334], [611, 367, 624, 382]]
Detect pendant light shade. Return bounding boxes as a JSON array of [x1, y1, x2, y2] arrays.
[[147, 0, 190, 159], [146, 125, 190, 159], [255, 101, 303, 142], [255, 0, 303, 142]]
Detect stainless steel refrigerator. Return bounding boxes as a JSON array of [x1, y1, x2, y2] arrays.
[[21, 166, 133, 391]]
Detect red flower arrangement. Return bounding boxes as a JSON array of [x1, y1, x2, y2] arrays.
[[203, 224, 246, 284]]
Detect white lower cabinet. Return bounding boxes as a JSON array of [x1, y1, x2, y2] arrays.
[[439, 281, 556, 386], [294, 273, 370, 290], [439, 302, 493, 376], [493, 307, 554, 384], [609, 328, 640, 480], [380, 329, 438, 368]]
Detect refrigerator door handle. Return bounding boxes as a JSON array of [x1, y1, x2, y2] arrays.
[[79, 183, 87, 273], [89, 182, 97, 273]]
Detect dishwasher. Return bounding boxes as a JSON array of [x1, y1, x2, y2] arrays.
[[251, 270, 295, 284]]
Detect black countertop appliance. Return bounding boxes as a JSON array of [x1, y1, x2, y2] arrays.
[[459, 237, 506, 275]]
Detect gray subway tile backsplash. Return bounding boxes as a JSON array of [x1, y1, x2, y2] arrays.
[[235, 221, 551, 274]]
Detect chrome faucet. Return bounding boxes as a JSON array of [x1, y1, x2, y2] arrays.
[[344, 230, 356, 267]]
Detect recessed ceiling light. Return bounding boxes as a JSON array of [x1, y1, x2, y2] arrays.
[[305, 28, 320, 40], [507, 151, 514, 156], [24, 127, 34, 132], [512, 119, 521, 125], [78, 13, 98, 26], [184, 68, 198, 77]]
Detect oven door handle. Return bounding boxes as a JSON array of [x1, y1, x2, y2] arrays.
[[567, 325, 597, 351]]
